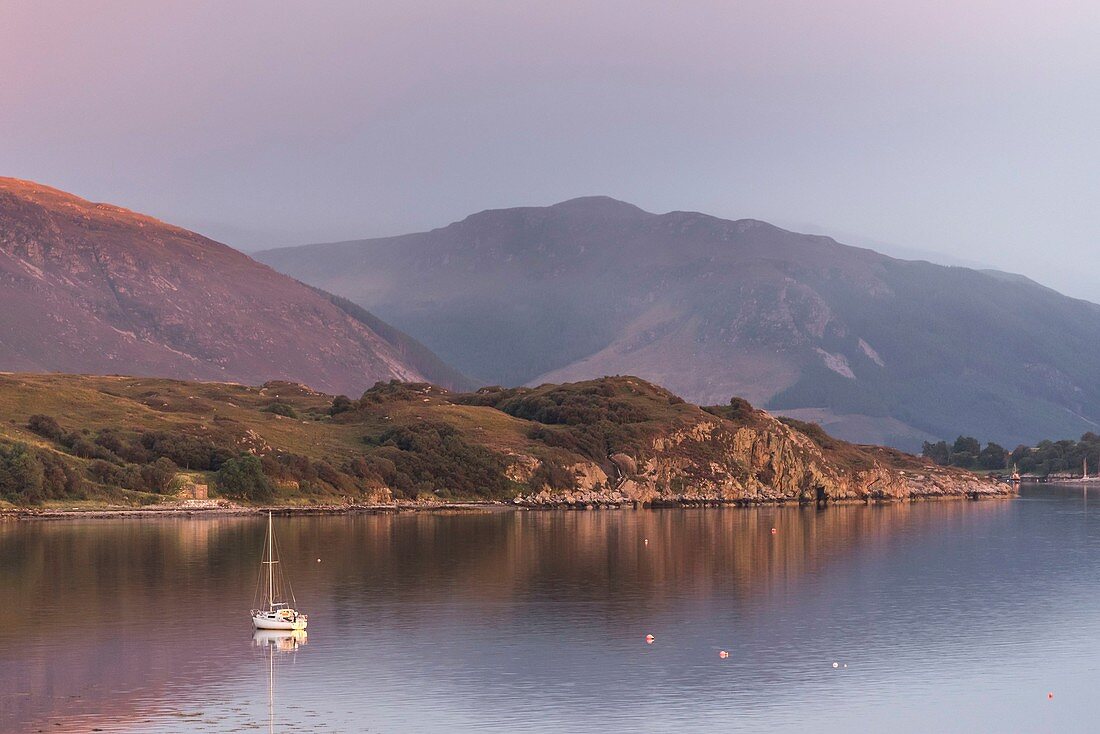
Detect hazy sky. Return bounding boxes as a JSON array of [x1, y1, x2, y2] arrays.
[[2, 1, 1098, 298]]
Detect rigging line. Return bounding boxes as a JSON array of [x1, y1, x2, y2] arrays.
[[254, 520, 269, 610]]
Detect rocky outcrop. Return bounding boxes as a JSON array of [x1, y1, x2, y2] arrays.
[[511, 407, 1010, 507]]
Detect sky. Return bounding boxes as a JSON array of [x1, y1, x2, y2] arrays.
[[2, 1, 1098, 299]]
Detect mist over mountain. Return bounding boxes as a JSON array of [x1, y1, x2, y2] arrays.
[[0, 178, 462, 394], [259, 197, 1100, 450]]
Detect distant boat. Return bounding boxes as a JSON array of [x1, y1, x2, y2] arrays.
[[251, 512, 308, 631]]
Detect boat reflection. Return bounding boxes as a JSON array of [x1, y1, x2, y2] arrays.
[[252, 628, 308, 652], [252, 629, 308, 732]]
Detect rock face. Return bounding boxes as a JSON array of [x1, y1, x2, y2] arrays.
[[511, 415, 1007, 507], [450, 378, 1010, 507], [259, 196, 1100, 449], [0, 177, 463, 395]]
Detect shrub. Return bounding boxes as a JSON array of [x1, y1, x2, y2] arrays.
[[329, 395, 354, 415], [263, 402, 298, 419], [27, 414, 64, 442]]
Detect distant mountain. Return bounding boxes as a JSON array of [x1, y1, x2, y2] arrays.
[[0, 177, 465, 394], [258, 197, 1100, 450]]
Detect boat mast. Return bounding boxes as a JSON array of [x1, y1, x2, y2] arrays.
[[267, 511, 275, 610]]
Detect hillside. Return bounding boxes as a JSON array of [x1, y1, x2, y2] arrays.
[[259, 197, 1100, 449], [0, 373, 1003, 508], [0, 178, 463, 394]]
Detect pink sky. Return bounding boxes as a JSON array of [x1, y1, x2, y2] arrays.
[[1, 0, 1097, 296]]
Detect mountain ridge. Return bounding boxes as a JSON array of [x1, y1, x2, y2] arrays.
[[258, 197, 1100, 450]]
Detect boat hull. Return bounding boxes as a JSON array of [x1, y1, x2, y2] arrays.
[[252, 614, 307, 631]]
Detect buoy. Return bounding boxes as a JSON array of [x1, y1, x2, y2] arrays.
[[645, 634, 655, 644], [832, 662, 839, 669], [644, 538, 649, 546], [719, 650, 729, 659], [1048, 692, 1054, 700], [317, 558, 322, 563], [771, 528, 777, 535]]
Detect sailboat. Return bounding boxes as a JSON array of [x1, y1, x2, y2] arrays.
[[251, 512, 309, 631]]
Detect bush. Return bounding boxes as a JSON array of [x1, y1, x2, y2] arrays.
[[703, 397, 757, 424], [216, 455, 275, 502], [263, 402, 298, 419], [27, 414, 64, 442], [494, 384, 648, 426], [329, 395, 354, 416]]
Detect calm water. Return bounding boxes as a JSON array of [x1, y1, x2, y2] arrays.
[[4, 486, 1100, 733]]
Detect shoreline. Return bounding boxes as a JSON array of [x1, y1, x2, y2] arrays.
[[0, 491, 1015, 521]]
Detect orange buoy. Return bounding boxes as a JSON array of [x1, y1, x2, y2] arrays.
[[645, 634, 655, 644], [719, 650, 729, 659]]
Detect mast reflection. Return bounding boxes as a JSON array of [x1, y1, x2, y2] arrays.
[[252, 629, 307, 733]]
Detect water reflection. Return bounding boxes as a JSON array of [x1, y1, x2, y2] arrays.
[[253, 629, 308, 652], [253, 630, 307, 733], [4, 494, 1099, 732]]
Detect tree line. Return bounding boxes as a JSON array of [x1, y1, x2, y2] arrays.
[[923, 433, 1100, 476]]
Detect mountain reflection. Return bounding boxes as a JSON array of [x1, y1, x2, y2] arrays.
[[0, 501, 1008, 732]]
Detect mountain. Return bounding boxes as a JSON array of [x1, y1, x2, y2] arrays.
[[258, 197, 1100, 450], [0, 373, 1002, 508], [0, 177, 465, 394]]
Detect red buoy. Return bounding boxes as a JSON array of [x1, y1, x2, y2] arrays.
[[719, 650, 729, 659], [771, 528, 777, 535], [645, 634, 655, 644], [1048, 692, 1054, 700]]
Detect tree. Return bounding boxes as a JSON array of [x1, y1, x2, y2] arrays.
[[922, 440, 950, 466], [0, 443, 45, 503], [977, 442, 1007, 470], [216, 455, 275, 502], [952, 436, 981, 455], [140, 457, 179, 493]]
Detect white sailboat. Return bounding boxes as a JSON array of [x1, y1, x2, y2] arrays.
[[251, 512, 308, 631]]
